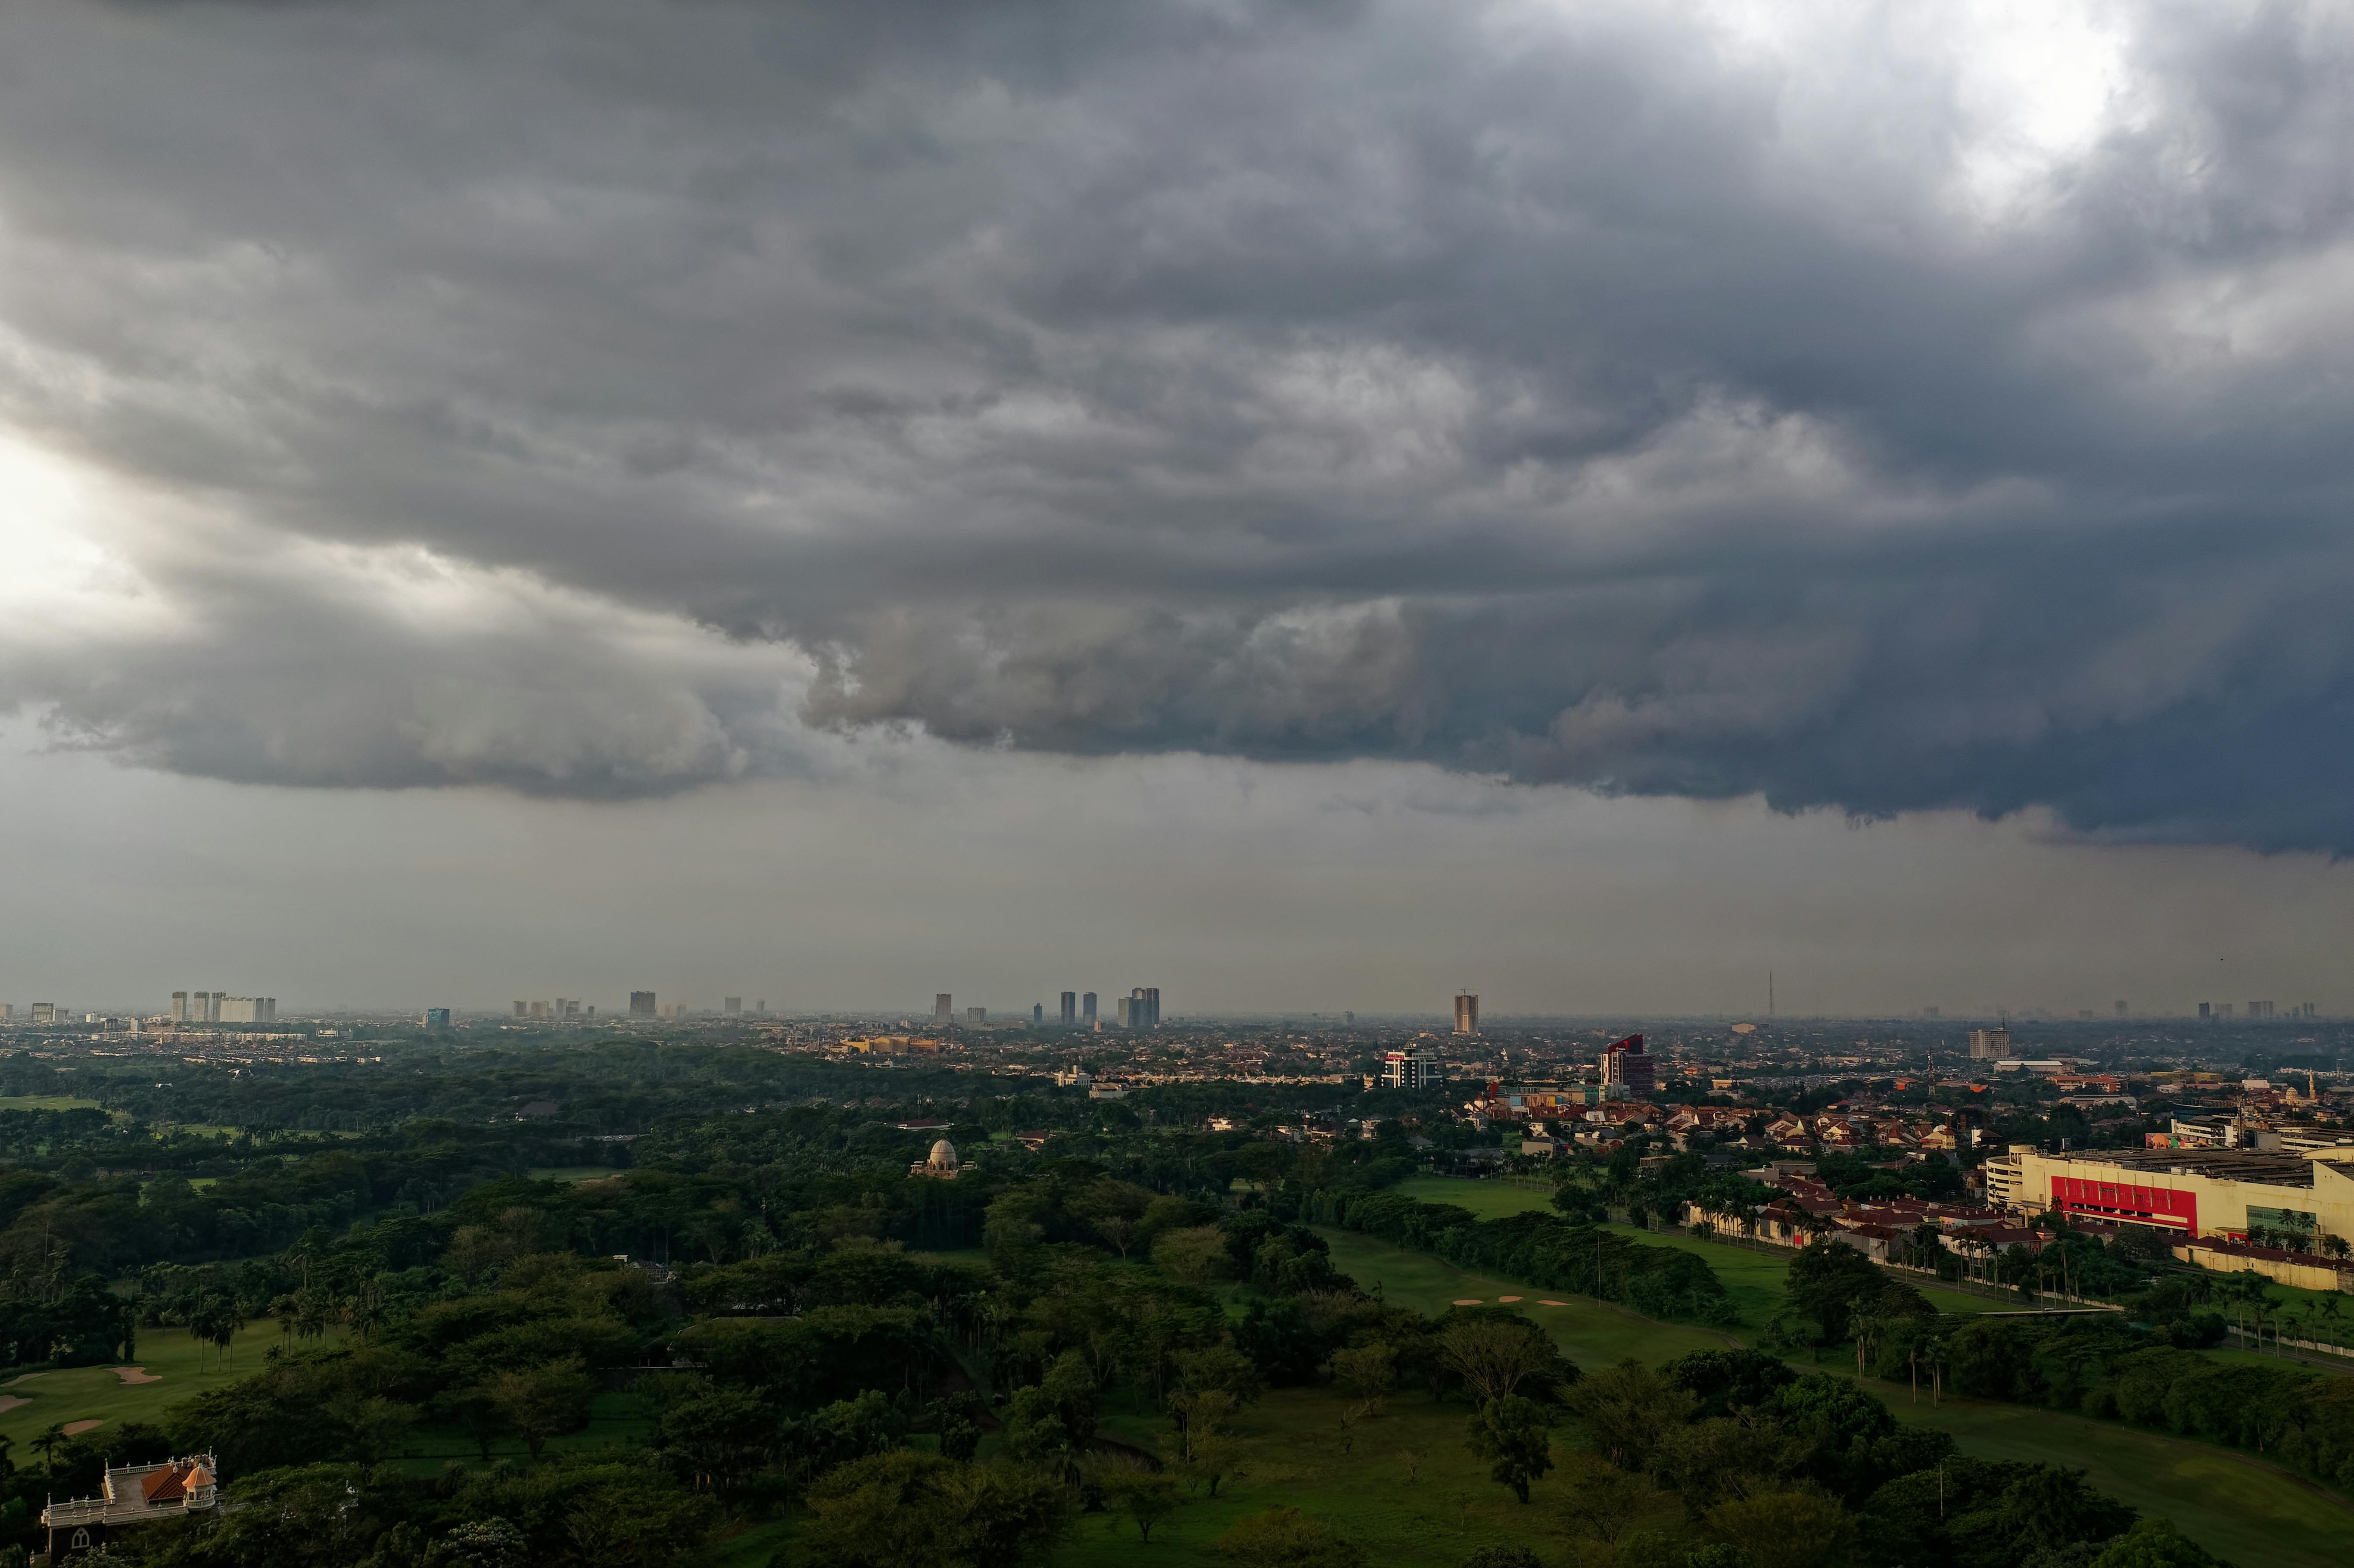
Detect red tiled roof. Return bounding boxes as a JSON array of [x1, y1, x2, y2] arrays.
[[142, 1464, 191, 1504]]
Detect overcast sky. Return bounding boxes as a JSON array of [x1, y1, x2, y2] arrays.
[[5, 0, 2354, 1017]]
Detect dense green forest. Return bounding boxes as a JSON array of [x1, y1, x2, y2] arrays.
[[0, 1044, 2305, 1567]]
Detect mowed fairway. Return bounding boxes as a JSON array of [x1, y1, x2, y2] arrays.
[[1880, 1386, 2354, 1568], [1058, 1381, 1638, 1568], [1316, 1229, 1737, 1369], [1392, 1175, 1998, 1321], [0, 1322, 280, 1452], [1352, 1177, 2354, 1568]]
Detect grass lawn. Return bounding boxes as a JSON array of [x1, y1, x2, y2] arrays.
[[714, 1517, 797, 1568], [0, 1095, 105, 1113], [1391, 1174, 1560, 1220], [1872, 1383, 2354, 1568], [525, 1166, 626, 1184], [1316, 1229, 1738, 1369], [1052, 1374, 2352, 1568], [1390, 1175, 1996, 1323], [1349, 1181, 2354, 1567], [0, 1322, 282, 1452], [1056, 1381, 1634, 1568]]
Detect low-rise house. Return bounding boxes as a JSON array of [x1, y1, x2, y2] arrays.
[[44, 1456, 220, 1559]]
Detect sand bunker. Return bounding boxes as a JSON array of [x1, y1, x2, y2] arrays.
[[112, 1367, 161, 1385], [0, 1397, 27, 1416], [1498, 1295, 1523, 1303], [1451, 1298, 1482, 1305], [61, 1420, 102, 1437], [1539, 1300, 1570, 1307], [3, 1373, 46, 1387]]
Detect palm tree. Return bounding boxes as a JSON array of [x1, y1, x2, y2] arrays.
[[1850, 1309, 1884, 1381], [343, 1283, 381, 1343], [210, 1300, 246, 1367], [1910, 1223, 1945, 1276], [31, 1424, 65, 1468]]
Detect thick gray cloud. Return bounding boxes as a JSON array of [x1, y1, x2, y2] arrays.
[[4, 0, 2354, 843]]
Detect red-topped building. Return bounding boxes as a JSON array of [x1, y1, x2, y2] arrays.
[[44, 1454, 221, 1558], [1601, 1035, 1656, 1097]]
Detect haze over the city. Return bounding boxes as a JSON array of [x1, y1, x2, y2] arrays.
[[6, 1, 2354, 1014]]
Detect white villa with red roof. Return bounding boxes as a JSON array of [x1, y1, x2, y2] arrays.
[[42, 1453, 219, 1558]]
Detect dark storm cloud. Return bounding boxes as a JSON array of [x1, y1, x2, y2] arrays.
[[5, 0, 2354, 840]]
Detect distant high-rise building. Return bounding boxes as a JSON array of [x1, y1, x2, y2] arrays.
[[30, 1003, 56, 1025], [2198, 1002, 2211, 1019], [1967, 1027, 2012, 1059], [724, 997, 742, 1016], [2249, 1000, 2275, 1019], [935, 993, 953, 1024], [966, 1006, 986, 1024], [219, 997, 275, 1024], [1380, 1043, 1438, 1091], [1032, 1002, 1044, 1024], [1453, 993, 1479, 1035], [170, 991, 189, 1022], [1922, 1007, 1940, 1019], [1082, 992, 1097, 1023], [423, 1007, 451, 1027], [2115, 1000, 2128, 1017], [2219, 1003, 2235, 1018], [1059, 991, 1077, 1025], [1345, 1011, 1354, 1024], [202, 991, 222, 1023], [1127, 987, 1161, 1028], [512, 1001, 526, 1017], [629, 991, 656, 1017], [1600, 1034, 1656, 1096], [1116, 996, 1135, 1028]]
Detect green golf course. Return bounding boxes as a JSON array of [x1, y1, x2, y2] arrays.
[[1320, 1198, 2354, 1568]]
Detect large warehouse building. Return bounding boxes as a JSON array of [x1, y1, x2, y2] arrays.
[[1985, 1145, 2354, 1247]]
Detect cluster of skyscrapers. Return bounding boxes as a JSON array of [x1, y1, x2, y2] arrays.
[[516, 999, 590, 1020], [938, 987, 1161, 1027], [170, 991, 277, 1024]]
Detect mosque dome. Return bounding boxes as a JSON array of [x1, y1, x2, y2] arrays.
[[928, 1139, 959, 1170]]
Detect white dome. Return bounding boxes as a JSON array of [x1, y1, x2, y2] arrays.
[[928, 1139, 959, 1169]]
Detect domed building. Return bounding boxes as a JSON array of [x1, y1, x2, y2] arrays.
[[910, 1138, 962, 1179]]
